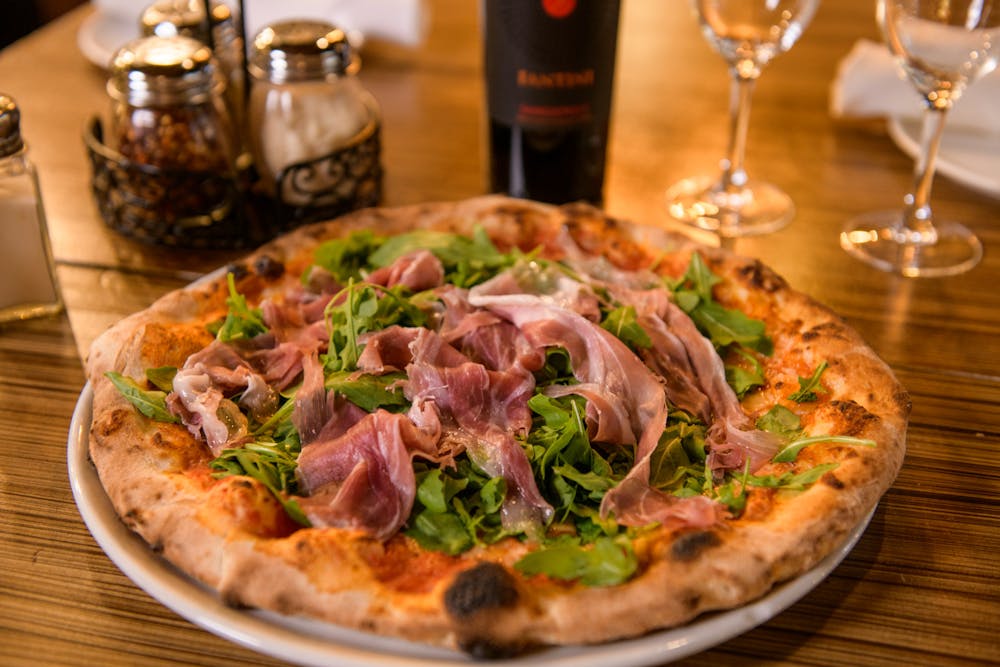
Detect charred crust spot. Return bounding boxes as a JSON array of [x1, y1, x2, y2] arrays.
[[224, 262, 249, 280], [234, 479, 254, 490], [458, 637, 521, 660], [737, 260, 786, 293], [801, 321, 852, 343], [671, 531, 721, 562], [253, 254, 285, 279], [444, 562, 519, 620], [829, 400, 880, 436], [822, 472, 846, 489]]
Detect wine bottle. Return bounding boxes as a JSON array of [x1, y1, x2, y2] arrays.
[[484, 0, 621, 206]]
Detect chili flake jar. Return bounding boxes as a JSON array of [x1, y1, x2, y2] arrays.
[[108, 35, 237, 172], [248, 20, 382, 213], [139, 0, 246, 139], [95, 35, 244, 247]]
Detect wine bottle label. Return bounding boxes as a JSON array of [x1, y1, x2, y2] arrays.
[[485, 0, 620, 130]]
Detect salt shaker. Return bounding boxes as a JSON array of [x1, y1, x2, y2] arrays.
[[0, 95, 62, 323], [247, 20, 379, 204]]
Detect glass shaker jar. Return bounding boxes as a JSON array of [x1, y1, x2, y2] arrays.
[[108, 35, 237, 173], [101, 35, 241, 245], [0, 94, 62, 322], [247, 20, 380, 207], [139, 0, 245, 139]]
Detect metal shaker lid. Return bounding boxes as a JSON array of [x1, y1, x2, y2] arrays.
[[108, 35, 221, 106], [140, 0, 234, 43], [0, 94, 24, 158], [249, 20, 354, 84]]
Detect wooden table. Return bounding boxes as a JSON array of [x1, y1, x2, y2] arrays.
[[2, 2, 998, 665]]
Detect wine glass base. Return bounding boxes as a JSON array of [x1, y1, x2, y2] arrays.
[[665, 176, 794, 238], [840, 211, 982, 278]]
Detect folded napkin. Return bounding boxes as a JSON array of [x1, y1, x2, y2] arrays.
[[92, 0, 428, 47], [831, 39, 1000, 135]]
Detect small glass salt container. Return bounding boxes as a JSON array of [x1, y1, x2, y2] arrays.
[[247, 20, 380, 206], [0, 94, 63, 323]]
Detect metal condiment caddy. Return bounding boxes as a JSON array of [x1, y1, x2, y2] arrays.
[[84, 0, 383, 249]]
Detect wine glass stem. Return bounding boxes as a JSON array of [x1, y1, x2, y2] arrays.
[[719, 73, 756, 193], [901, 107, 948, 244]]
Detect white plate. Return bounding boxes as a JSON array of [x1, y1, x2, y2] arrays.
[[68, 382, 875, 667], [77, 10, 138, 69], [888, 116, 1000, 200]]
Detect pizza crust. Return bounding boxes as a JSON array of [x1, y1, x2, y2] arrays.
[[86, 196, 909, 655]]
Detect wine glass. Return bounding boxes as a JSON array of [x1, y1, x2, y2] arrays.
[[665, 0, 820, 238], [841, 0, 998, 277]]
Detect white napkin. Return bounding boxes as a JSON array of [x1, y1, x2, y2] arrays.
[[830, 39, 1000, 135], [92, 0, 428, 47]]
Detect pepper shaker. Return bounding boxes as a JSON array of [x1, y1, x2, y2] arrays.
[[0, 94, 62, 323], [247, 20, 380, 206]]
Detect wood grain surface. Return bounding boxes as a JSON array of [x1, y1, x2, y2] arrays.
[[0, 1, 998, 665]]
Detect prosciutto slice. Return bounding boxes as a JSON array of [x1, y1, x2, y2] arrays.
[[368, 249, 445, 292], [295, 410, 440, 540], [168, 340, 276, 455], [404, 328, 553, 533], [469, 290, 708, 527], [660, 301, 780, 472]]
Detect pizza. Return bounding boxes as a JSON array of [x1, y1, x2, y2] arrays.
[[85, 196, 909, 658]]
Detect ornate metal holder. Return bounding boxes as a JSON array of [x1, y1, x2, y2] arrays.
[[84, 115, 383, 249], [271, 114, 383, 228]]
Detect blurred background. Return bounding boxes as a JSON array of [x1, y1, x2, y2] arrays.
[[2, 0, 86, 48]]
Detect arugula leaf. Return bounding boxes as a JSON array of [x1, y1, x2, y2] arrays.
[[670, 252, 773, 358], [689, 301, 773, 354], [755, 405, 802, 439], [772, 435, 877, 463], [325, 371, 409, 412], [211, 437, 309, 526], [407, 509, 473, 554], [405, 459, 510, 553], [725, 348, 765, 398], [673, 251, 721, 303], [746, 462, 839, 491], [600, 305, 652, 350], [105, 371, 180, 423], [788, 361, 829, 403], [514, 536, 638, 586], [324, 281, 379, 372], [216, 273, 268, 343], [312, 229, 384, 283], [368, 227, 517, 288], [534, 348, 575, 387], [324, 282, 428, 374], [144, 366, 177, 393]]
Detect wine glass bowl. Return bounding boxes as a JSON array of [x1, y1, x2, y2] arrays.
[[665, 0, 820, 238], [841, 0, 998, 277]]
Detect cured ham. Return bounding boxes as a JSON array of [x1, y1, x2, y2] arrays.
[[168, 340, 275, 455], [295, 410, 441, 540], [368, 249, 445, 292], [405, 328, 553, 533], [169, 241, 778, 540]]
